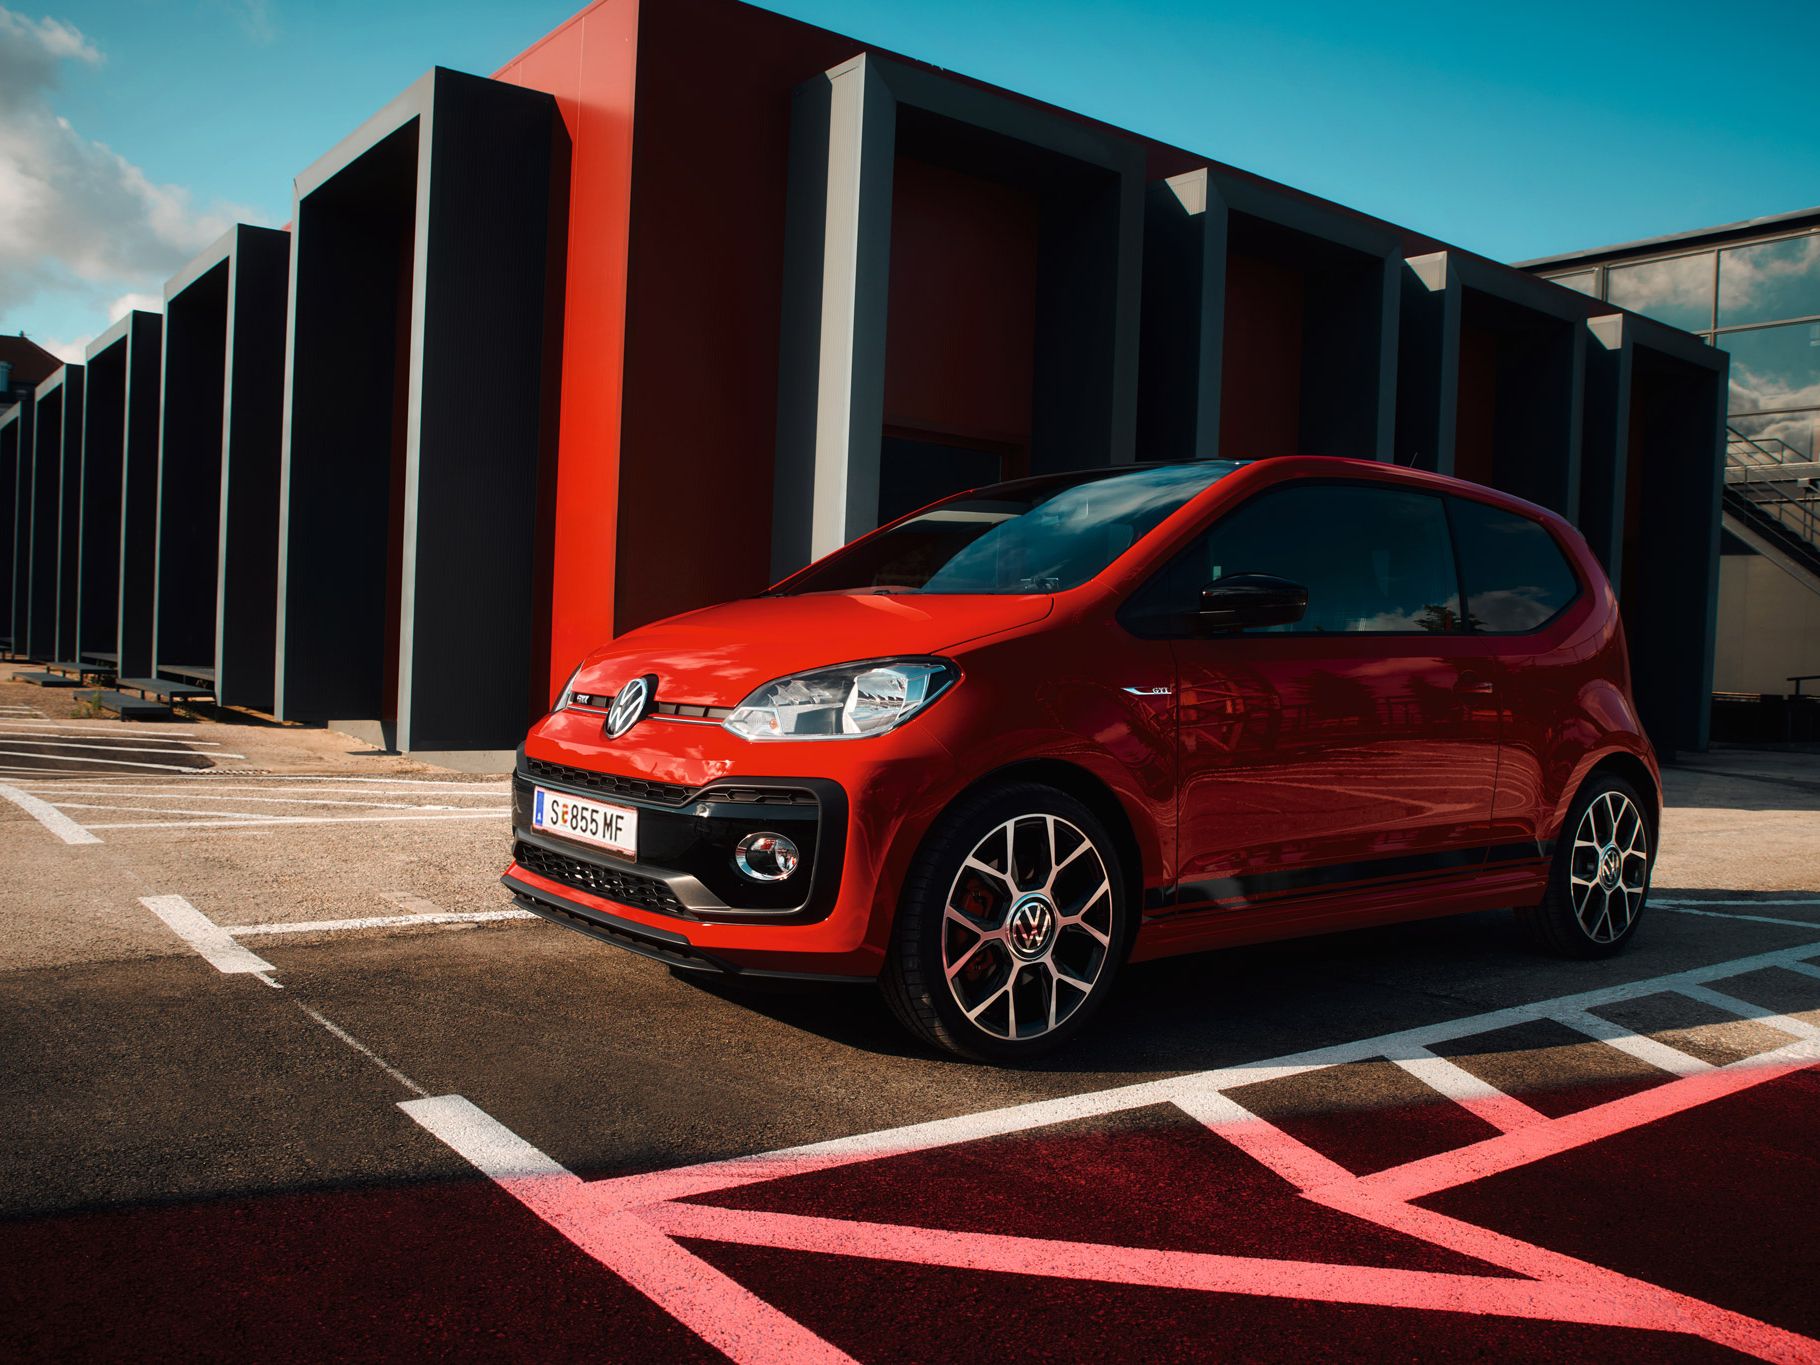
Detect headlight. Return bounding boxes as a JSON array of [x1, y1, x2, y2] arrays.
[[724, 659, 957, 740], [552, 662, 586, 713]]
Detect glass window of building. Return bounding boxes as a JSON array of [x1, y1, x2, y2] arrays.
[[1546, 270, 1599, 297], [1606, 252, 1714, 332], [1723, 321, 1820, 415], [1718, 233, 1820, 329]]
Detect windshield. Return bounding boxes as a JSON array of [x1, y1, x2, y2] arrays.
[[778, 461, 1246, 596]]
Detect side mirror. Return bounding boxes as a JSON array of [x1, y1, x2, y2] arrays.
[[1198, 572, 1308, 632]]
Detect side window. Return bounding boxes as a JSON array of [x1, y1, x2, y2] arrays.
[[1447, 497, 1581, 633], [1122, 484, 1462, 636]]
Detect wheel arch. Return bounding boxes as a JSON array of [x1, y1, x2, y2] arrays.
[[1579, 750, 1661, 839]]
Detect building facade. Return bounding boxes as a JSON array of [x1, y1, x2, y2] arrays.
[[1523, 209, 1820, 699], [6, 0, 1735, 756]]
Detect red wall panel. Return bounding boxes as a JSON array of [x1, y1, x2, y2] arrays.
[[882, 155, 1039, 449], [609, 0, 860, 636], [496, 0, 640, 698], [1219, 251, 1304, 457]]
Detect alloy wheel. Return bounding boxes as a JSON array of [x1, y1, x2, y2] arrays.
[[1569, 789, 1649, 944], [941, 813, 1115, 1041]]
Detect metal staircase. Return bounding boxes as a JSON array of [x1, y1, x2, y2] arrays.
[[1724, 426, 1820, 583]]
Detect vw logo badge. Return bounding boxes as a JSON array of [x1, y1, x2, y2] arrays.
[[605, 674, 657, 739]]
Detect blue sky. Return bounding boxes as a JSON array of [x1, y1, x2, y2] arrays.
[[4, 0, 1817, 359]]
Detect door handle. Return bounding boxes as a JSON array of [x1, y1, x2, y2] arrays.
[[1456, 671, 1495, 696]]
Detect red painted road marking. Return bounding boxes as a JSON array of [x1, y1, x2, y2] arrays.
[[401, 941, 1820, 1364]]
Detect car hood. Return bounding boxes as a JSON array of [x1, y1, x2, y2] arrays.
[[570, 592, 1054, 707]]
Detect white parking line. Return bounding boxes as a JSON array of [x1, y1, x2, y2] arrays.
[[0, 727, 222, 744], [1554, 1009, 1716, 1077], [1387, 1050, 1546, 1133], [140, 895, 279, 985], [87, 811, 508, 830], [401, 1095, 852, 1365], [0, 749, 216, 772], [0, 783, 102, 843], [221, 909, 534, 936], [294, 1001, 429, 1097], [0, 737, 244, 758], [0, 783, 505, 802], [53, 802, 497, 821], [1676, 981, 1820, 1041], [1659, 905, 1820, 930], [1656, 897, 1820, 908]]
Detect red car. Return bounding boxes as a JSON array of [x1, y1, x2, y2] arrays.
[[509, 457, 1659, 1060]]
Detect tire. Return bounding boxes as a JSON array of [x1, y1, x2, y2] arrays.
[[1520, 772, 1653, 958], [881, 782, 1129, 1062]]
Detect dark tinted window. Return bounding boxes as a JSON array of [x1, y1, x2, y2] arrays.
[[1448, 497, 1580, 632], [1124, 484, 1462, 636], [779, 461, 1244, 596]]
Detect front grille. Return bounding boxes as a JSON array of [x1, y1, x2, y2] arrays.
[[522, 756, 694, 806], [513, 840, 687, 916], [701, 786, 817, 807]]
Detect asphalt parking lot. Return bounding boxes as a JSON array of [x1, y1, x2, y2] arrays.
[[3, 672, 1818, 1362]]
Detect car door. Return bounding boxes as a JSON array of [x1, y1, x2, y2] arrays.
[[1122, 480, 1501, 914]]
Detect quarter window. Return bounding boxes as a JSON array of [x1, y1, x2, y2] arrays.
[[1447, 497, 1580, 633], [1123, 484, 1462, 636]]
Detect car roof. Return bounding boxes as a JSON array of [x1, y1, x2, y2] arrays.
[[949, 455, 1567, 529]]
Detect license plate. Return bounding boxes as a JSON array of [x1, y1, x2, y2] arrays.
[[532, 786, 638, 860]]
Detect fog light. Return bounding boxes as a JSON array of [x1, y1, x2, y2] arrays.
[[735, 831, 800, 882]]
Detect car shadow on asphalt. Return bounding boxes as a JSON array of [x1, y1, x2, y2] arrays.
[[663, 901, 1818, 1074]]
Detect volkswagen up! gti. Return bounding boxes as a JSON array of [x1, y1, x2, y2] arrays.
[[509, 456, 1658, 1060]]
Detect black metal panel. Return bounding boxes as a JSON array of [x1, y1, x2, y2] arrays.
[[214, 226, 290, 711], [115, 317, 164, 680], [52, 368, 84, 660], [1618, 328, 1728, 755], [27, 372, 78, 661], [0, 405, 24, 648], [78, 339, 124, 664], [406, 68, 566, 750], [155, 261, 229, 680], [277, 68, 565, 749], [279, 120, 420, 725]]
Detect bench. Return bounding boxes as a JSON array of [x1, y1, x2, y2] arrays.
[[14, 670, 84, 688], [117, 676, 214, 702], [78, 690, 176, 721]]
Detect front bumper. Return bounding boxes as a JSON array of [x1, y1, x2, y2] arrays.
[[510, 757, 847, 922], [502, 873, 873, 982], [506, 709, 961, 978]]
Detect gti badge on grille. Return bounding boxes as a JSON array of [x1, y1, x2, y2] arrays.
[[605, 673, 658, 738]]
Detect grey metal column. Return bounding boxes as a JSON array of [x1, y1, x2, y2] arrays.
[[1395, 252, 1461, 474], [772, 55, 897, 579], [1579, 315, 1631, 584], [1137, 170, 1226, 460]]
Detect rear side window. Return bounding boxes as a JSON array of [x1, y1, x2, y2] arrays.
[[1447, 497, 1581, 633], [1123, 483, 1462, 636]]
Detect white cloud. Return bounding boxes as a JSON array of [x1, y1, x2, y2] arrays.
[[0, 6, 263, 342]]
